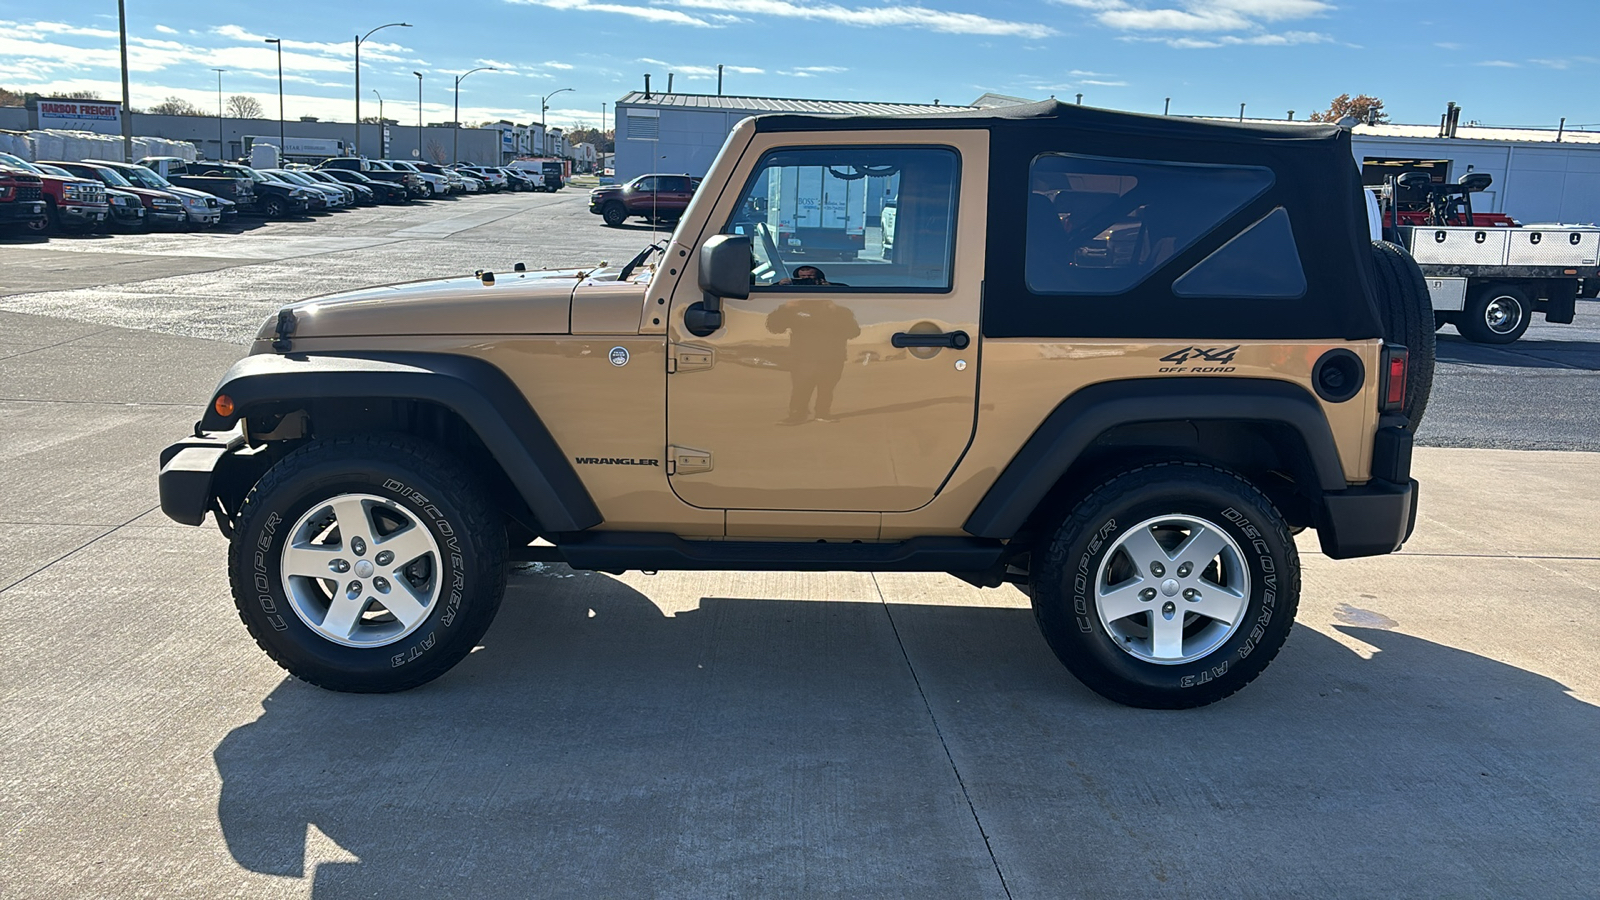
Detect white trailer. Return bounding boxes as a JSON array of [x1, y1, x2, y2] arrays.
[[765, 165, 868, 260], [244, 135, 347, 159]]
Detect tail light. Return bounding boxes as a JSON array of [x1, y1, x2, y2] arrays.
[[1380, 344, 1408, 412]]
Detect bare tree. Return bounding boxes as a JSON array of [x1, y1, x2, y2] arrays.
[[225, 95, 264, 119], [425, 140, 449, 164], [46, 89, 104, 100], [0, 86, 22, 107], [1309, 93, 1388, 125], [149, 96, 207, 116]]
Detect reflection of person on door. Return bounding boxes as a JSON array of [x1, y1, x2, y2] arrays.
[[766, 297, 860, 424]]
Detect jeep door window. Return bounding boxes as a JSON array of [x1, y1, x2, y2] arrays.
[[723, 147, 959, 291], [1025, 154, 1273, 295]]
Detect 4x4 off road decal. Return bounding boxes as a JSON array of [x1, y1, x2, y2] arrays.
[[1158, 345, 1239, 373]]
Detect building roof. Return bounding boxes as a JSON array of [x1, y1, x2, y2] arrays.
[[615, 92, 972, 116], [1351, 121, 1600, 146]]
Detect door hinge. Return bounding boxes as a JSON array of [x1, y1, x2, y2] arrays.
[[668, 343, 714, 374], [666, 445, 712, 475]]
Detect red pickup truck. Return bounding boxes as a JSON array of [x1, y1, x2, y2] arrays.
[[588, 174, 700, 226], [0, 152, 108, 234], [0, 165, 48, 233]]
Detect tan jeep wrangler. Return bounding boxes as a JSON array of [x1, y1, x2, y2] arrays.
[[159, 101, 1432, 708]]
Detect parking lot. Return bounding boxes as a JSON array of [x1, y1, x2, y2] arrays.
[[3, 191, 1598, 898]]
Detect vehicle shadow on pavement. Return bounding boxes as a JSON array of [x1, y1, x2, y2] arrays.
[[1436, 334, 1600, 370], [213, 569, 1600, 898]]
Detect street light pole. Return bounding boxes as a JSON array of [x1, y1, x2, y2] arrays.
[[540, 87, 573, 155], [414, 72, 424, 160], [354, 22, 410, 158], [117, 0, 132, 162], [211, 68, 225, 159], [453, 66, 496, 163], [372, 89, 384, 156], [264, 38, 284, 155]]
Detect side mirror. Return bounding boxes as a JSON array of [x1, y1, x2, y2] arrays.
[[698, 234, 752, 303]]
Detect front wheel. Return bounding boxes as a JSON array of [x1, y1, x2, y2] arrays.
[[227, 436, 507, 693], [1029, 463, 1300, 709], [261, 195, 287, 218], [1458, 284, 1531, 344], [602, 202, 628, 227]]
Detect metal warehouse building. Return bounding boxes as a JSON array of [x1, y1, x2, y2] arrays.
[[613, 90, 1600, 225], [612, 92, 977, 181]]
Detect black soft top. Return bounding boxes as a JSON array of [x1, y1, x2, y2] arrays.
[[753, 101, 1382, 341]]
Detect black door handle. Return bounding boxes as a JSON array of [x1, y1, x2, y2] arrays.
[[892, 330, 970, 350]]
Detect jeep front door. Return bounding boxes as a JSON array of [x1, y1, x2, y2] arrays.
[[664, 134, 987, 513]]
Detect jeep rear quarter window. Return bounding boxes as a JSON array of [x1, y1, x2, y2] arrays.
[[723, 146, 959, 291], [1025, 153, 1274, 295]]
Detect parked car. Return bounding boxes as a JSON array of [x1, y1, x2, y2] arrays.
[[321, 157, 424, 198], [414, 163, 467, 195], [302, 169, 376, 205], [454, 165, 506, 191], [135, 156, 257, 212], [589, 174, 699, 227], [56, 160, 187, 229], [386, 161, 449, 198], [319, 167, 409, 204], [500, 167, 537, 192], [265, 169, 349, 209], [81, 159, 222, 228], [0, 163, 48, 233], [0, 152, 108, 234]]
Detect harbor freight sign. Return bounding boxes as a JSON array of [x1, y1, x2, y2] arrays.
[[37, 100, 122, 134]]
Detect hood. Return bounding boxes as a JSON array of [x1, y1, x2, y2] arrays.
[[167, 186, 217, 202], [261, 266, 650, 341]]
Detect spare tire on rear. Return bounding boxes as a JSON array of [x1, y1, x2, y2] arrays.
[[1368, 240, 1435, 430]]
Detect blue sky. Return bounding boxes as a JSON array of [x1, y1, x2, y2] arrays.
[[1, 1, 1595, 132]]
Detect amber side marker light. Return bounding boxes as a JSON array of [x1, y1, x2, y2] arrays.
[[214, 394, 235, 418]]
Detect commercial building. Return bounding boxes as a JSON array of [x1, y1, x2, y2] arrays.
[[611, 92, 969, 181]]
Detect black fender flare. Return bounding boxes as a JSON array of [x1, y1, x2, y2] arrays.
[[963, 377, 1347, 539], [200, 351, 602, 532]]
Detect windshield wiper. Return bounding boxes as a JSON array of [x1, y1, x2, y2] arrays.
[[618, 242, 663, 282]]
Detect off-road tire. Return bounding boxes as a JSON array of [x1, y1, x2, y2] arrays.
[[1457, 283, 1531, 345], [227, 435, 507, 693], [1029, 462, 1301, 709], [1369, 240, 1435, 429], [261, 195, 287, 218], [602, 202, 628, 227]]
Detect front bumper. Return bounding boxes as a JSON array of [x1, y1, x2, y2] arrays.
[[185, 208, 221, 226], [109, 204, 146, 226], [149, 209, 188, 227], [60, 203, 109, 227], [158, 431, 244, 526], [1, 200, 46, 222]]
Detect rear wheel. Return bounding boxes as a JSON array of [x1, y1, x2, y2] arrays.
[[227, 436, 507, 693], [1458, 284, 1531, 344], [602, 202, 628, 227], [261, 195, 287, 218], [1369, 241, 1435, 428], [1029, 463, 1300, 709]]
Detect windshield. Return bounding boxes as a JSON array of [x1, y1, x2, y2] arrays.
[[122, 165, 171, 190], [81, 165, 130, 187], [242, 168, 273, 184], [0, 152, 43, 175], [271, 171, 311, 186], [34, 164, 70, 177]]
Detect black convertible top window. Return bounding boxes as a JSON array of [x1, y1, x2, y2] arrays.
[[1025, 154, 1273, 296], [751, 101, 1383, 341]]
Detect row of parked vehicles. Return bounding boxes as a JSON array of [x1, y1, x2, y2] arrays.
[[0, 153, 562, 236]]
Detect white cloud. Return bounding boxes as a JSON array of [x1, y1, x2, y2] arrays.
[[154, 24, 178, 34], [1476, 60, 1519, 68], [1056, 0, 1334, 46], [513, 0, 1055, 37]]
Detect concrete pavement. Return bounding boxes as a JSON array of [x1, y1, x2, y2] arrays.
[[2, 195, 1597, 898]]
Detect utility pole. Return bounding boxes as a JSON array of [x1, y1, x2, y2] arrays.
[[211, 68, 226, 159], [117, 0, 132, 162], [1239, 102, 1246, 121], [415, 72, 424, 159], [265, 39, 284, 155], [1163, 97, 1171, 116], [717, 64, 724, 96], [355, 22, 411, 158]]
